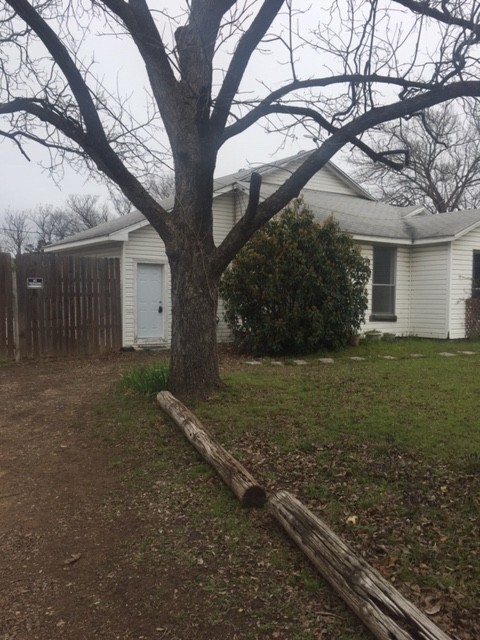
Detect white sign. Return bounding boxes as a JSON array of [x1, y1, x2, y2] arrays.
[[27, 277, 44, 289]]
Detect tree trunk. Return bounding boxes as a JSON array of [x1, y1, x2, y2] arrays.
[[157, 391, 267, 507], [167, 245, 222, 398], [270, 491, 452, 640]]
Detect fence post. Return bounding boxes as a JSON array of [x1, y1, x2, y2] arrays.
[[11, 258, 21, 361]]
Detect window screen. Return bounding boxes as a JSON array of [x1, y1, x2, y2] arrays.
[[372, 246, 396, 317]]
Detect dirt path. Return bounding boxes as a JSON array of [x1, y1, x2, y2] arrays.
[[0, 354, 165, 640]]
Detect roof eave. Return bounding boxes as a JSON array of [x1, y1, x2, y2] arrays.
[[412, 235, 454, 245], [352, 233, 412, 245], [44, 235, 122, 252], [451, 219, 480, 241]]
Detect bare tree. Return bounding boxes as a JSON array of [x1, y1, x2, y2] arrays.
[[109, 172, 175, 216], [65, 194, 110, 229], [0, 210, 32, 255], [28, 196, 112, 250], [349, 102, 480, 212], [2, 1, 480, 395], [29, 204, 71, 250], [146, 173, 175, 201]]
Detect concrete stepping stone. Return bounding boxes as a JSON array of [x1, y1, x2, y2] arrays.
[[293, 359, 308, 365], [410, 353, 424, 358], [271, 361, 284, 366], [380, 355, 397, 360], [350, 356, 366, 361], [318, 358, 334, 364], [245, 360, 262, 365], [458, 351, 476, 355], [439, 352, 456, 357]]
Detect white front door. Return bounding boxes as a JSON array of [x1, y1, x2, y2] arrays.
[[136, 263, 164, 341]]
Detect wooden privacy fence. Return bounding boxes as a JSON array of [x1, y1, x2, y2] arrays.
[[0, 252, 122, 360]]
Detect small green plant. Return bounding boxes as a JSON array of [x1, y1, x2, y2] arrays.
[[121, 362, 169, 396]]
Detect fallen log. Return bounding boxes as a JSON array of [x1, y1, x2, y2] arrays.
[[156, 391, 267, 508], [269, 490, 452, 640]]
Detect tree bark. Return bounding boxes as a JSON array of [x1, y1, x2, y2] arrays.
[[156, 391, 267, 508], [166, 243, 221, 398], [269, 490, 452, 640]]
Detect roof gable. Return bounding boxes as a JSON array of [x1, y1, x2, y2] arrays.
[[217, 150, 373, 199]]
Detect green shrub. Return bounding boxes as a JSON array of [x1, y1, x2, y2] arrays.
[[121, 362, 169, 396], [219, 200, 370, 355]]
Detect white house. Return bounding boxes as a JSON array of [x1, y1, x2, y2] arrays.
[[45, 151, 480, 346]]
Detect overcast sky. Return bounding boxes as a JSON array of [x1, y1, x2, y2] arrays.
[[0, 1, 322, 219], [0, 124, 307, 214]]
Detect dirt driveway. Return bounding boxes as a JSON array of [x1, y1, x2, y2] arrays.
[[0, 353, 167, 640]]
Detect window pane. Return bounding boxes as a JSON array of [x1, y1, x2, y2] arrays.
[[372, 285, 395, 314], [373, 246, 394, 285]]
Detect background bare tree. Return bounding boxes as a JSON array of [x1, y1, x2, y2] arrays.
[[349, 102, 480, 212], [109, 172, 175, 217], [65, 194, 110, 229], [0, 210, 32, 255], [0, 195, 113, 252], [3, 1, 480, 395], [27, 195, 113, 250], [28, 204, 71, 250]]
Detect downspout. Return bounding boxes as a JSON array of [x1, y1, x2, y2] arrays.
[[408, 242, 413, 336], [121, 240, 127, 347], [445, 242, 452, 339], [233, 182, 239, 224]]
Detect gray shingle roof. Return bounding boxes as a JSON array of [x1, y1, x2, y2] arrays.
[[289, 190, 421, 240], [301, 190, 480, 241], [50, 209, 147, 246], [407, 208, 480, 240]]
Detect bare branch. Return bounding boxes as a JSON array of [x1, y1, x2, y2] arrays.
[[349, 101, 480, 212], [211, 0, 285, 136], [221, 74, 436, 144]]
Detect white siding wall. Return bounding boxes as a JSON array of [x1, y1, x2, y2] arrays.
[[410, 244, 449, 338], [359, 243, 412, 336], [213, 194, 235, 342], [449, 228, 480, 338], [213, 193, 235, 244]]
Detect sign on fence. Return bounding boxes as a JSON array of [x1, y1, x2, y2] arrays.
[[0, 252, 122, 360], [27, 277, 44, 289]]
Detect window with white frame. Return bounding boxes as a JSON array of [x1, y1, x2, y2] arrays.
[[370, 245, 397, 321]]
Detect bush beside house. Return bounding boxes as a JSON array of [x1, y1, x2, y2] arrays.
[[220, 200, 370, 355]]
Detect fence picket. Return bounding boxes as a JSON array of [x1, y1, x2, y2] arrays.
[[0, 253, 15, 360]]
